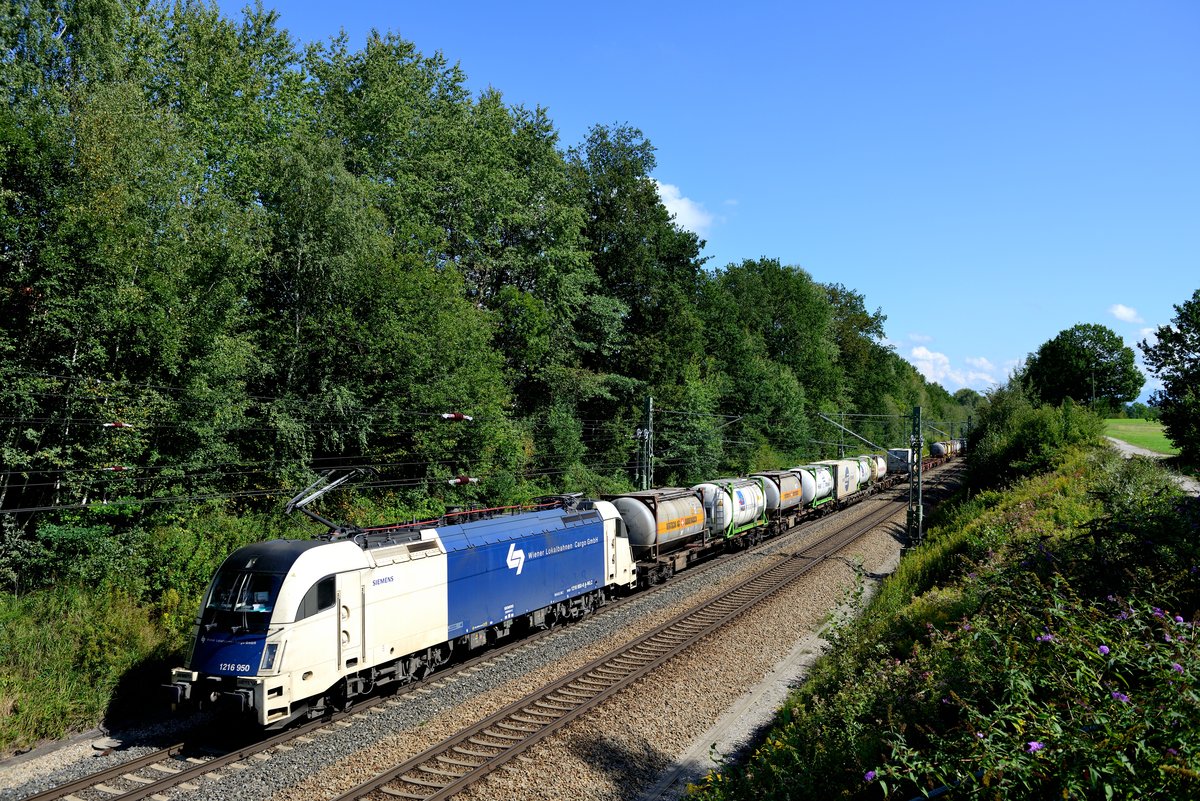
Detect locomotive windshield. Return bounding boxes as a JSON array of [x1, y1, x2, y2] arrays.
[[201, 570, 284, 634]]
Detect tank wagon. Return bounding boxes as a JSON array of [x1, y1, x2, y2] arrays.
[[692, 477, 768, 544], [790, 464, 835, 508], [605, 488, 706, 582], [168, 448, 920, 729], [752, 470, 809, 536], [930, 440, 965, 459]]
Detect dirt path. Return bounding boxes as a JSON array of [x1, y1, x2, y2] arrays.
[[1105, 436, 1200, 496]]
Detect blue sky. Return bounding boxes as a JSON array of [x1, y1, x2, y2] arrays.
[[220, 1, 1199, 400]]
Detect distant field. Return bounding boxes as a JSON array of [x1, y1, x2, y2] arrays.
[[1104, 418, 1180, 456]]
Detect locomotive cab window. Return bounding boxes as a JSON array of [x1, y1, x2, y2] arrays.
[[296, 576, 335, 621], [202, 570, 283, 634]]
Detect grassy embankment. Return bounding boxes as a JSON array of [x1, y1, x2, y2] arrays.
[[689, 445, 1200, 800], [1104, 418, 1180, 456], [0, 509, 297, 755]]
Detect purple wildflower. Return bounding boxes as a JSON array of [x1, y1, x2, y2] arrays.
[[1098, 645, 1110, 656], [864, 770, 877, 782], [1175, 615, 1185, 624], [1154, 607, 1165, 618], [1172, 663, 1184, 673], [1027, 741, 1044, 753], [1168, 748, 1179, 756], [1036, 633, 1055, 643], [1111, 691, 1130, 703]]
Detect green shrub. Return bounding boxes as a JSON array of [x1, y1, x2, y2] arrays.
[[876, 580, 1200, 799]]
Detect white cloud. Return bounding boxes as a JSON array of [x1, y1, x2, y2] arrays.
[[908, 332, 933, 343], [1109, 303, 1144, 323], [910, 346, 952, 382], [965, 356, 995, 372], [653, 180, 714, 235], [908, 346, 997, 390]]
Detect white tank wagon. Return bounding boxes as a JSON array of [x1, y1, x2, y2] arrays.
[[691, 477, 768, 541], [790, 464, 835, 507], [931, 441, 951, 458], [871, 454, 888, 480], [854, 456, 873, 487]]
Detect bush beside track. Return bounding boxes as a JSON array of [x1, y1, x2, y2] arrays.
[[689, 440, 1200, 799]]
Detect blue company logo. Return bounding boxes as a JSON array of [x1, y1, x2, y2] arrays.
[[506, 543, 525, 575]]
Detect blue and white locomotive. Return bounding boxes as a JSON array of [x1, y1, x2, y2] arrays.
[[167, 499, 636, 728]]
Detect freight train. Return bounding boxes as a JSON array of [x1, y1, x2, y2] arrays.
[[166, 445, 960, 728]]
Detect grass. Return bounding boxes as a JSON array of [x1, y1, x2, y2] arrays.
[[1104, 418, 1180, 456]]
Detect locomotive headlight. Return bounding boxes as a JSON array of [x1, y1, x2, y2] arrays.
[[260, 643, 279, 672]]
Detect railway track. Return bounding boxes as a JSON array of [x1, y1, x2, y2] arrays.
[[13, 463, 958, 801], [329, 497, 910, 801]]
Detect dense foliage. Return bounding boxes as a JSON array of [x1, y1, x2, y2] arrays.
[[0, 1, 973, 749], [1021, 323, 1144, 412], [691, 389, 1200, 799], [1140, 288, 1200, 463]]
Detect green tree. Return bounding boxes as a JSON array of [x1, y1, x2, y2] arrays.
[[1140, 289, 1200, 462], [953, 387, 985, 412], [1023, 323, 1143, 411], [568, 123, 706, 387]]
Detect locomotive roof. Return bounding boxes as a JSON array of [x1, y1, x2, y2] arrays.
[[434, 506, 602, 552], [220, 539, 330, 573]]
